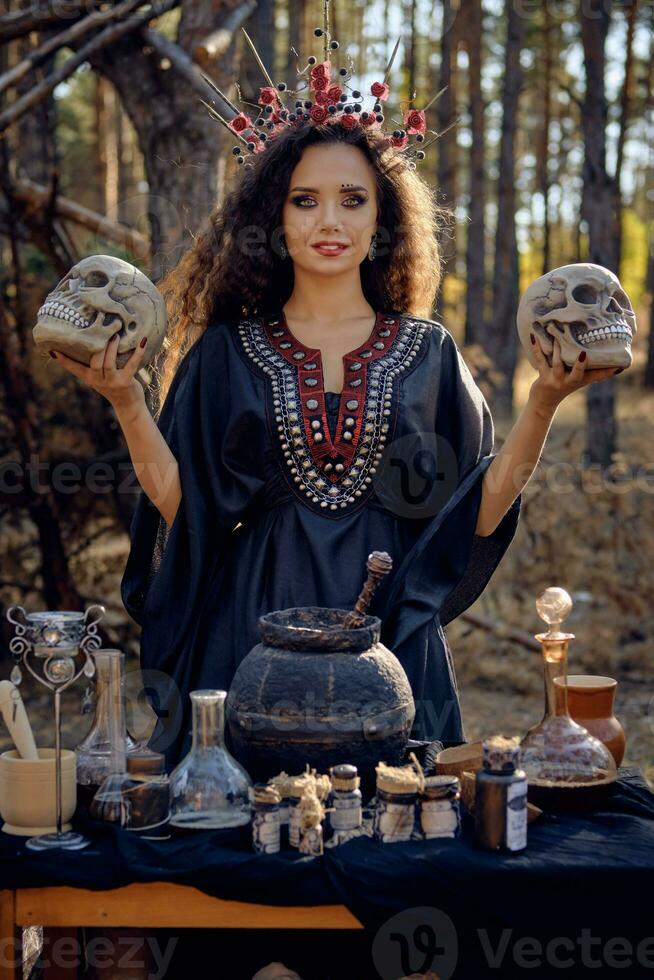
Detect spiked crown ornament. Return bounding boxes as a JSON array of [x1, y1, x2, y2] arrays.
[[199, 0, 452, 170]]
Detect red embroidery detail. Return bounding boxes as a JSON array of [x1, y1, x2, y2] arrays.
[[262, 311, 400, 477]]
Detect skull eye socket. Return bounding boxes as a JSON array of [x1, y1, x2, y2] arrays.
[[572, 284, 599, 305], [83, 271, 109, 288], [612, 288, 630, 311]]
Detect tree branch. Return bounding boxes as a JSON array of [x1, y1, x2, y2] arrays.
[[6, 176, 149, 255], [0, 0, 145, 97], [194, 0, 257, 64], [0, 1, 105, 44], [0, 0, 179, 133]]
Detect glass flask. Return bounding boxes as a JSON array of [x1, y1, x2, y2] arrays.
[[75, 649, 140, 800], [169, 690, 252, 831], [519, 588, 617, 785], [89, 650, 132, 824]]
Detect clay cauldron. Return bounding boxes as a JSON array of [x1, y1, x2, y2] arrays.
[[225, 607, 415, 794]]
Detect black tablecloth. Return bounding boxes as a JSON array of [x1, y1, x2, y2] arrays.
[[2, 767, 653, 979]]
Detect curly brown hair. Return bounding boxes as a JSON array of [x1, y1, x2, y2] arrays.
[[154, 121, 450, 413]]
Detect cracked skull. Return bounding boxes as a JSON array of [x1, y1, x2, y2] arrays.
[[33, 255, 167, 368], [517, 263, 635, 371]]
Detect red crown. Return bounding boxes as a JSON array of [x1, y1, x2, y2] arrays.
[[199, 1, 452, 170]]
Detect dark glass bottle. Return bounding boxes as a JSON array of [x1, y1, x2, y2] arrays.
[[474, 735, 527, 852]]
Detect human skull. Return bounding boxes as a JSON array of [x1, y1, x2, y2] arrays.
[[33, 255, 166, 368], [517, 263, 635, 371]]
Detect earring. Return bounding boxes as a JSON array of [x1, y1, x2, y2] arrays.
[[368, 233, 377, 261], [279, 236, 288, 260]]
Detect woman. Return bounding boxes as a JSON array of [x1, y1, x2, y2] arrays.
[[50, 118, 621, 980], [51, 119, 620, 774]]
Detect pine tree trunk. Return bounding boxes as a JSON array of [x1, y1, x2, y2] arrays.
[[462, 0, 484, 345], [579, 0, 620, 470], [487, 0, 524, 416], [435, 0, 459, 321]]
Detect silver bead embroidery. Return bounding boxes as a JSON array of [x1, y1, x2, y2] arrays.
[[237, 315, 429, 513]]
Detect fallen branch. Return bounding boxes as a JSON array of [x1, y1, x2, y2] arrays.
[[0, 1, 106, 44], [0, 0, 179, 133], [7, 177, 148, 255], [458, 609, 540, 652], [194, 0, 258, 65], [0, 0, 145, 97], [141, 26, 238, 113]]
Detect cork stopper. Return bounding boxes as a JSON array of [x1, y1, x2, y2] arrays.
[[252, 783, 281, 806], [482, 735, 521, 772], [375, 753, 424, 795], [421, 775, 460, 800], [330, 764, 360, 792]]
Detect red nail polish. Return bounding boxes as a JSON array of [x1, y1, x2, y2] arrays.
[[530, 333, 536, 345], [139, 337, 147, 349], [49, 351, 57, 359], [579, 351, 587, 362]]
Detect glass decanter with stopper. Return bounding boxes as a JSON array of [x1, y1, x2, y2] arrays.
[[169, 690, 252, 831], [520, 587, 617, 787], [75, 649, 140, 807]]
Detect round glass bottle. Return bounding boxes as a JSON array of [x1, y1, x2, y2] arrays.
[[169, 690, 252, 831]]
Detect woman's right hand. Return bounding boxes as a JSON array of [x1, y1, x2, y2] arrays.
[[50, 333, 148, 416]]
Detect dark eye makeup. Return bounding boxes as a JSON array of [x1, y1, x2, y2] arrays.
[[289, 194, 368, 208]]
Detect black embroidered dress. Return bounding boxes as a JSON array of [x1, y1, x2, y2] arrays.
[[121, 310, 521, 768]]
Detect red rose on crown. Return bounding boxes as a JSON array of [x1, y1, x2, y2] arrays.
[[371, 81, 390, 102], [311, 61, 331, 80], [340, 113, 360, 130], [228, 112, 254, 134], [310, 105, 330, 124], [326, 84, 342, 103], [404, 109, 426, 134], [258, 86, 280, 107], [360, 112, 377, 128], [310, 74, 329, 93], [390, 134, 408, 149]]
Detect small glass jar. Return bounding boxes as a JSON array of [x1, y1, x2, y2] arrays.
[[373, 787, 417, 843], [419, 775, 461, 839], [474, 735, 528, 852], [251, 783, 281, 854], [122, 751, 170, 835], [329, 764, 362, 834], [287, 793, 302, 848]]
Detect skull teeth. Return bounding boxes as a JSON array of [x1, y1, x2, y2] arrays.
[[575, 323, 633, 345], [37, 301, 92, 329]]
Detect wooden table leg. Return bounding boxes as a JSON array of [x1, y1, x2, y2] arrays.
[[0, 891, 21, 980]]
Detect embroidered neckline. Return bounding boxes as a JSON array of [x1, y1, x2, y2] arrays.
[[237, 313, 430, 513], [262, 310, 400, 470]]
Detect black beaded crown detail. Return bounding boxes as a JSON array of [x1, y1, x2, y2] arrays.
[[198, 0, 454, 170]]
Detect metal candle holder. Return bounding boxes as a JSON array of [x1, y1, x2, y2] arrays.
[[5, 604, 105, 851]]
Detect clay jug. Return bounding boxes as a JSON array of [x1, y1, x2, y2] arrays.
[[554, 674, 626, 766]]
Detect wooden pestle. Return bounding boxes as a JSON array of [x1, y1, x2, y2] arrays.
[[343, 551, 393, 629], [0, 680, 39, 760]]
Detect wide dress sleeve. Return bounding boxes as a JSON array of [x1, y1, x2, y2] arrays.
[[378, 327, 522, 743], [120, 322, 267, 760]]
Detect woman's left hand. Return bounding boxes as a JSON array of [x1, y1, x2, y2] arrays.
[[528, 332, 624, 416]]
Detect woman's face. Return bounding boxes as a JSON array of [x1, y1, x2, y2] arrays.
[[281, 143, 379, 274]]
